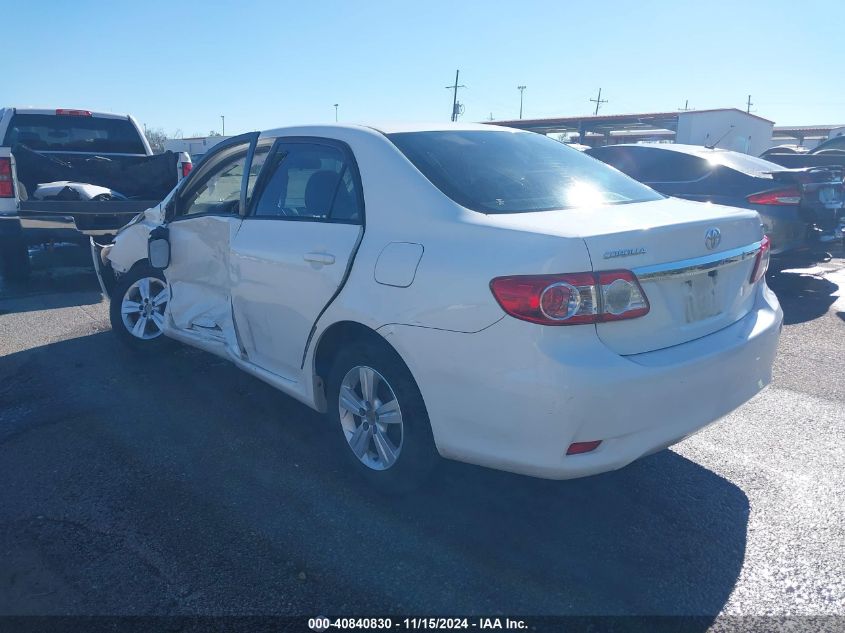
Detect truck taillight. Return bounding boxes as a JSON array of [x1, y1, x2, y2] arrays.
[[490, 270, 649, 325], [750, 235, 771, 284], [0, 158, 13, 198], [747, 187, 801, 206], [181, 162, 193, 178], [55, 109, 92, 116]]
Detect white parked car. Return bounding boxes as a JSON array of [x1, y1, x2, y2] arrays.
[[95, 123, 783, 491]]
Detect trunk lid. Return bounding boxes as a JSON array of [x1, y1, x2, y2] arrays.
[[576, 198, 763, 355], [476, 197, 764, 355]]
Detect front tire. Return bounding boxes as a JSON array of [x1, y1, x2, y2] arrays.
[[326, 342, 438, 493], [109, 265, 173, 353]]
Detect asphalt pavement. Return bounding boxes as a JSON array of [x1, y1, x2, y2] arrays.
[[0, 244, 843, 628]]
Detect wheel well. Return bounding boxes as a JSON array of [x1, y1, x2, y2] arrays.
[[313, 321, 403, 409]]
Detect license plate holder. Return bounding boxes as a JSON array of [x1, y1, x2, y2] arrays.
[[683, 271, 721, 323]]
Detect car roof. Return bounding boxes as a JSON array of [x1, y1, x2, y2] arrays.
[[261, 121, 518, 138], [594, 143, 739, 158]]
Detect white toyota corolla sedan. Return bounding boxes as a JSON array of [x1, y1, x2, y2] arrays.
[[95, 123, 782, 491]]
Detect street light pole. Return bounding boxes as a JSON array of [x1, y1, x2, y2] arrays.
[[334, 104, 339, 122], [517, 85, 526, 119], [220, 115, 225, 136]]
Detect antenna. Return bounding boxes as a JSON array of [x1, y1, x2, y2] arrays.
[[705, 125, 735, 149]]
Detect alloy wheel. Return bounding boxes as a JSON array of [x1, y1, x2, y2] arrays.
[[120, 277, 169, 340], [338, 365, 404, 470]]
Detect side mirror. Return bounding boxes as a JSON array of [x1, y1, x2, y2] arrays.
[[148, 226, 171, 270]]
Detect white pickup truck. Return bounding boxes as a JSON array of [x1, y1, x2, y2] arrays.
[[0, 107, 191, 280]]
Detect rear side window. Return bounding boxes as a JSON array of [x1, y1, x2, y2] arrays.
[[387, 130, 661, 213], [2, 114, 146, 154], [252, 142, 362, 223]]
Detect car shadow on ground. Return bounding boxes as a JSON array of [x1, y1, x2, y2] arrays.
[[767, 269, 839, 325], [0, 330, 749, 624]]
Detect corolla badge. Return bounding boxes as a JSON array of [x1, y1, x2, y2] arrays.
[[603, 247, 646, 259], [704, 227, 722, 250]]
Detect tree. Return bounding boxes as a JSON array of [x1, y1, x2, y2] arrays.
[[144, 127, 168, 153]]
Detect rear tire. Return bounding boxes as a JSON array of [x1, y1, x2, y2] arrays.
[[109, 264, 174, 354], [0, 236, 30, 282], [326, 341, 439, 493]]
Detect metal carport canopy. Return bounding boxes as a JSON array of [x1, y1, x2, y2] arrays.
[[485, 111, 683, 137]]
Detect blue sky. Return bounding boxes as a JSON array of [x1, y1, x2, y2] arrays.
[[7, 0, 845, 135]]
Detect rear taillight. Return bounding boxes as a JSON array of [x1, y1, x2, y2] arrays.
[[55, 108, 92, 116], [490, 270, 649, 326], [750, 235, 771, 283], [747, 187, 801, 206], [566, 440, 602, 455], [181, 162, 193, 178], [0, 157, 13, 198]]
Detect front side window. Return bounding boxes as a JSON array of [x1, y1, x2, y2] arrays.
[[252, 142, 362, 222], [388, 130, 662, 214], [180, 144, 250, 217]]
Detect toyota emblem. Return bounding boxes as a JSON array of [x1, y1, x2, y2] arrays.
[[704, 227, 721, 250]]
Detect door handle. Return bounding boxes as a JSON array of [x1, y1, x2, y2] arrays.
[[303, 252, 336, 265]]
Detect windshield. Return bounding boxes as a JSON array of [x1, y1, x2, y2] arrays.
[[387, 130, 663, 213], [3, 113, 146, 154]]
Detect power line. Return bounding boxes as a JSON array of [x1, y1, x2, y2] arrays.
[[445, 69, 466, 122], [517, 85, 527, 119], [589, 88, 608, 116]]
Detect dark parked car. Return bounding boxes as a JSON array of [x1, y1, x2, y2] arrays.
[[586, 143, 844, 259], [760, 134, 845, 169]]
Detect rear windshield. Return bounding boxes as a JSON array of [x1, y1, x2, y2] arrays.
[[3, 114, 146, 154], [387, 130, 663, 213], [694, 150, 778, 177]]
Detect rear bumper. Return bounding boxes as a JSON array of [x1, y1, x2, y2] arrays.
[[758, 204, 844, 256], [383, 282, 782, 480]]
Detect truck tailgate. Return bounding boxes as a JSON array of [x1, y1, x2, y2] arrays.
[[18, 200, 158, 235]]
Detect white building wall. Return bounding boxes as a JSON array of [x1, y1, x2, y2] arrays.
[[676, 110, 773, 155], [163, 136, 230, 159]]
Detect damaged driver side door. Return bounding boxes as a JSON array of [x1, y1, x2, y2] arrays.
[[162, 133, 259, 353]]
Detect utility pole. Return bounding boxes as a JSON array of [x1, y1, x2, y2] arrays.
[[746, 94, 753, 114], [334, 104, 339, 122], [488, 112, 494, 121], [589, 88, 607, 116], [220, 115, 225, 136], [445, 69, 466, 122], [517, 85, 527, 119]]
